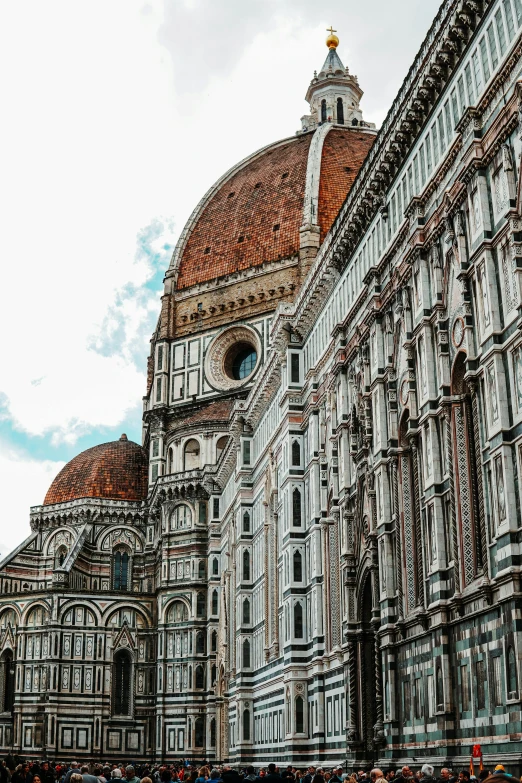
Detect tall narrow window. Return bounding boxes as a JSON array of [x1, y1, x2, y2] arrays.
[[113, 650, 132, 716], [507, 646, 518, 697], [476, 659, 487, 710], [195, 665, 204, 689], [211, 631, 217, 652], [184, 439, 200, 470], [196, 632, 205, 654], [113, 551, 129, 591], [243, 639, 251, 668], [212, 589, 218, 615], [242, 598, 251, 625], [243, 511, 251, 533], [336, 98, 344, 124], [210, 718, 216, 746], [196, 592, 206, 618], [293, 551, 303, 582], [461, 664, 470, 712], [292, 488, 302, 526], [1, 651, 14, 713], [195, 716, 205, 747], [212, 557, 219, 576], [296, 695, 304, 733], [292, 441, 301, 467], [290, 353, 300, 383], [198, 560, 206, 579], [243, 707, 251, 740], [243, 550, 250, 581], [294, 602, 303, 639], [321, 99, 327, 123], [436, 664, 444, 711]]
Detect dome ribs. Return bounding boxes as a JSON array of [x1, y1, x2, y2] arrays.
[[177, 135, 313, 289], [318, 128, 375, 243]]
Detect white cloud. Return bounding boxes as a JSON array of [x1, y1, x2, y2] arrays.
[[0, 0, 440, 550], [0, 441, 64, 558]]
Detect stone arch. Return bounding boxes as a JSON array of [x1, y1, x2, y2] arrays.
[[58, 602, 100, 626], [163, 597, 191, 624], [21, 601, 50, 626]]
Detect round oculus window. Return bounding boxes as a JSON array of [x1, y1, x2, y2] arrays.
[[204, 326, 261, 391]]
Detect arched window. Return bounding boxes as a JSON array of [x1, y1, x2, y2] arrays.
[[195, 716, 205, 746], [243, 639, 251, 668], [292, 488, 302, 527], [295, 695, 304, 733], [321, 99, 327, 123], [55, 546, 67, 569], [216, 436, 228, 461], [184, 439, 200, 471], [337, 97, 344, 124], [167, 600, 189, 624], [211, 631, 217, 652], [243, 550, 250, 581], [291, 440, 301, 467], [507, 646, 518, 696], [167, 447, 174, 474], [210, 717, 216, 746], [1, 650, 15, 713], [294, 602, 303, 639], [211, 664, 217, 685], [113, 650, 132, 716], [198, 560, 206, 579], [436, 664, 444, 711], [195, 664, 205, 689], [243, 707, 251, 740], [113, 550, 130, 591], [172, 504, 191, 530], [212, 558, 219, 576], [243, 511, 251, 533], [212, 589, 218, 615], [242, 597, 250, 625], [293, 551, 303, 582], [352, 117, 359, 126], [196, 593, 206, 618], [196, 632, 205, 654]]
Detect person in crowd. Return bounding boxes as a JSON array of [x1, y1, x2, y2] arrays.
[[330, 769, 343, 783], [111, 773, 122, 781], [264, 766, 282, 783], [419, 766, 436, 783], [458, 773, 470, 783], [395, 768, 413, 783], [221, 767, 242, 783], [302, 768, 315, 783], [282, 768, 294, 782], [243, 768, 257, 783]]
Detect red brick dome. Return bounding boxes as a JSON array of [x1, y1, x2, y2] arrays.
[[173, 126, 375, 290], [44, 434, 148, 505]]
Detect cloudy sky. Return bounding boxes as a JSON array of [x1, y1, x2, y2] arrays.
[[0, 0, 440, 556]]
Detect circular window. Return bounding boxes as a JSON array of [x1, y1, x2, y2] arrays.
[[225, 343, 257, 381], [205, 326, 261, 391]]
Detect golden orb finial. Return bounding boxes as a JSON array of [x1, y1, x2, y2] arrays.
[[326, 26, 339, 49]]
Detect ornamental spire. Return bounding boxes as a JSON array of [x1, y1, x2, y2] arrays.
[[300, 31, 375, 132]]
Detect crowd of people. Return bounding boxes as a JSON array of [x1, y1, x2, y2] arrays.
[[0, 760, 517, 783]]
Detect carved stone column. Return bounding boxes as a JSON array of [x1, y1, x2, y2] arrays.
[[442, 403, 460, 594], [391, 457, 404, 621], [330, 509, 341, 648], [263, 501, 270, 660], [468, 381, 489, 579], [321, 519, 331, 651], [410, 436, 426, 607], [347, 639, 358, 742], [373, 631, 385, 746]]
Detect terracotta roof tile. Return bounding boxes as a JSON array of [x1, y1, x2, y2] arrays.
[[177, 134, 313, 289], [44, 435, 148, 505], [182, 400, 234, 426], [318, 128, 375, 242]]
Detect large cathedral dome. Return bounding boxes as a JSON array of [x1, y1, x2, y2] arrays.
[[43, 434, 148, 505], [167, 34, 376, 296], [173, 127, 375, 290]]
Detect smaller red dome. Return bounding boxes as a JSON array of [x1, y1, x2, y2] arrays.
[[44, 435, 148, 505]]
